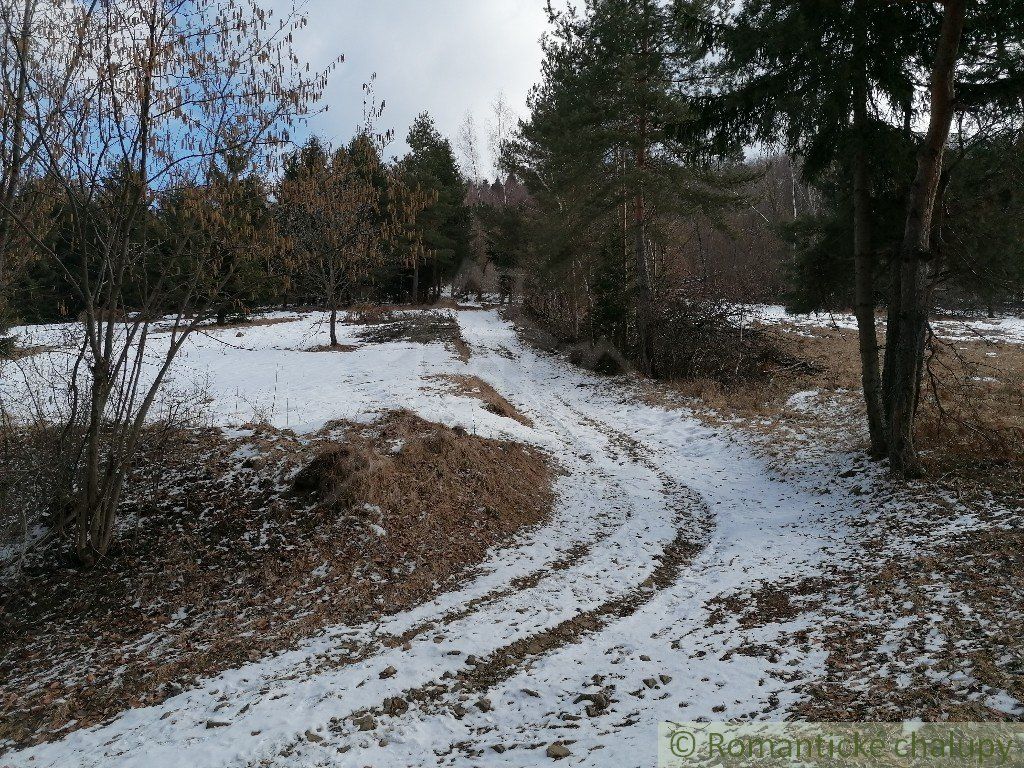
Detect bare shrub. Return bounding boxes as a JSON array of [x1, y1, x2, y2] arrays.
[[916, 330, 1024, 471], [649, 297, 816, 384], [567, 338, 632, 376], [0, 0, 333, 564], [0, 361, 211, 575]]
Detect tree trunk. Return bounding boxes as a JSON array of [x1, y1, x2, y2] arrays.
[[886, 0, 966, 476], [882, 267, 901, 429], [633, 195, 653, 376], [411, 261, 419, 305], [0, 0, 38, 332], [852, 101, 887, 457], [76, 360, 114, 565], [329, 306, 338, 347]]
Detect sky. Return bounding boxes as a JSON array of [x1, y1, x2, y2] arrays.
[[284, 0, 552, 173]]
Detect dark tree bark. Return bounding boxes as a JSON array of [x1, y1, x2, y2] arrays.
[[633, 194, 653, 376], [886, 0, 967, 476], [430, 256, 440, 303], [850, 48, 888, 458], [329, 306, 339, 347], [852, 135, 887, 457]]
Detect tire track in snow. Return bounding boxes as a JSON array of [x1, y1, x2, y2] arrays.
[[5, 309, 842, 768], [236, 324, 711, 765]]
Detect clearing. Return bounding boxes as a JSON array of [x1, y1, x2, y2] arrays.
[[1, 305, 1021, 767]]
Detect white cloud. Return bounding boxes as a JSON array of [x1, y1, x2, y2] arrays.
[[283, 0, 549, 167]]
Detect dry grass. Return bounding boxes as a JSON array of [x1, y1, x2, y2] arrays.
[[652, 327, 859, 414], [352, 310, 471, 363], [0, 412, 554, 750], [916, 338, 1024, 472], [200, 316, 297, 332], [345, 300, 481, 326], [426, 374, 534, 427], [306, 343, 360, 353], [432, 297, 486, 312], [649, 323, 1024, 484], [294, 411, 550, 546], [345, 304, 398, 326]]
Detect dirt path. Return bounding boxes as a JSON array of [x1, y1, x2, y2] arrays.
[[6, 309, 855, 768]]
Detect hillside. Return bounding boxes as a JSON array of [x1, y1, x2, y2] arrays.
[[2, 304, 1021, 767]]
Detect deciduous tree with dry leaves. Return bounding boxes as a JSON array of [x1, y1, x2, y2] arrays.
[[0, 0, 337, 564]]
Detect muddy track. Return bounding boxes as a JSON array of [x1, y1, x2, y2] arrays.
[[263, 475, 709, 765], [253, 323, 715, 761]]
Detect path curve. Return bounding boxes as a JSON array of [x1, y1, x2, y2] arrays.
[[6, 308, 848, 768]]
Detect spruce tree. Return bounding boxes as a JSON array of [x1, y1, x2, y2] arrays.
[[513, 0, 744, 373], [703, 0, 929, 455], [401, 113, 471, 303], [707, 0, 1024, 470]]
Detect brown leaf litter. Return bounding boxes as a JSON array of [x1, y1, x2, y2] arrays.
[[0, 411, 554, 750]]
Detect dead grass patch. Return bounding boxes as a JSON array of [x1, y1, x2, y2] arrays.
[[0, 412, 553, 750], [345, 301, 480, 326], [7, 344, 56, 360], [355, 311, 471, 362], [426, 375, 533, 427], [794, 516, 1024, 722], [645, 323, 1024, 483], [203, 316, 296, 331], [915, 338, 1024, 474], [345, 304, 397, 326], [432, 297, 485, 312], [294, 411, 550, 542], [306, 343, 360, 353]]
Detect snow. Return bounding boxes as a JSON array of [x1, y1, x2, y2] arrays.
[[785, 390, 820, 412], [745, 304, 1024, 345], [2, 308, 865, 766]]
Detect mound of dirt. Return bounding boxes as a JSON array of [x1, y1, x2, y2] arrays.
[[293, 411, 549, 530], [426, 375, 534, 426], [305, 343, 359, 353], [0, 412, 553, 750]]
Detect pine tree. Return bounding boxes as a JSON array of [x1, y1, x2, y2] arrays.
[[205, 148, 278, 325], [401, 112, 471, 303], [942, 134, 1024, 314], [707, 0, 1024, 471], [511, 0, 744, 372]]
